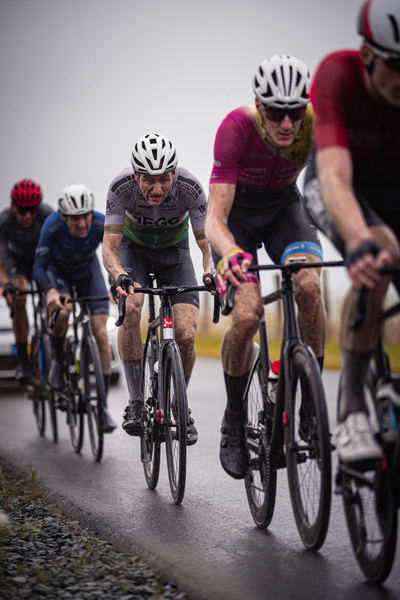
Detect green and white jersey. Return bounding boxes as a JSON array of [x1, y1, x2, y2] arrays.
[[104, 167, 207, 249]]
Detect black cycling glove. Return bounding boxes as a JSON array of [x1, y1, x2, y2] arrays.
[[345, 240, 380, 268], [3, 282, 18, 300], [110, 274, 135, 299]]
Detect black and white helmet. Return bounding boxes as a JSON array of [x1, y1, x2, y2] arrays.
[[252, 55, 310, 109], [131, 133, 178, 175], [358, 0, 400, 58], [58, 183, 95, 216]]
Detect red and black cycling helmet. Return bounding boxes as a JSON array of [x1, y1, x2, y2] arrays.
[[11, 179, 42, 207]]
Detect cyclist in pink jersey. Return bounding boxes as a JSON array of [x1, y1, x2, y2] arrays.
[[205, 55, 327, 480], [304, 0, 400, 464]]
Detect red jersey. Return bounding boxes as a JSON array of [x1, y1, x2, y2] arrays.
[[310, 50, 400, 186], [210, 105, 313, 192]]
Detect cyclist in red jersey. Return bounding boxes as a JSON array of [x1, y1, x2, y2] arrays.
[[0, 180, 53, 383], [304, 0, 400, 463], [205, 55, 327, 479]]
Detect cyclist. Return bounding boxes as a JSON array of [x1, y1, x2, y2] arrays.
[[102, 133, 211, 446], [32, 183, 117, 433], [205, 55, 327, 479], [304, 0, 400, 463], [0, 179, 53, 383]]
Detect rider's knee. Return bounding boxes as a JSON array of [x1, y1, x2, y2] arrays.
[[124, 296, 142, 324], [232, 300, 262, 336], [295, 272, 322, 312]]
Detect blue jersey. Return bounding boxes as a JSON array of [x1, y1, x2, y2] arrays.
[[33, 211, 105, 293]]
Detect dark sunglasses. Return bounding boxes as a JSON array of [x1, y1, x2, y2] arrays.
[[385, 56, 400, 72], [263, 106, 306, 123], [13, 203, 39, 216]]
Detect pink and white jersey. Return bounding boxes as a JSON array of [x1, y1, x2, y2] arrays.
[[210, 106, 313, 192]]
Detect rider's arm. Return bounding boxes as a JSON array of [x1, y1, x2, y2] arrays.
[[102, 233, 134, 297], [0, 261, 9, 288], [316, 145, 391, 289]]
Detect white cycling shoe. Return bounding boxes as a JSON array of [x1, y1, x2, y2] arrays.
[[335, 411, 383, 463]]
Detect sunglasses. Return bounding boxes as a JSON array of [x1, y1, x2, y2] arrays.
[[13, 203, 39, 216], [263, 106, 306, 123], [385, 56, 400, 73]]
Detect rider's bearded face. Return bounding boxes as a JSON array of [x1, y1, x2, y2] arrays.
[[134, 171, 176, 206], [362, 45, 400, 107]]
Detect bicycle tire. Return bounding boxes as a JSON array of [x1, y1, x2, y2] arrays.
[[140, 341, 161, 490], [244, 356, 276, 528], [82, 337, 105, 462], [341, 463, 397, 584], [66, 337, 84, 453], [42, 333, 58, 443], [285, 345, 331, 551], [30, 332, 46, 437], [160, 341, 187, 504], [338, 372, 398, 584]]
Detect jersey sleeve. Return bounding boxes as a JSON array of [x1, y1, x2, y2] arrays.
[[175, 170, 208, 241], [32, 214, 57, 293], [0, 210, 11, 262], [210, 109, 248, 185], [310, 53, 353, 152], [104, 172, 133, 235]]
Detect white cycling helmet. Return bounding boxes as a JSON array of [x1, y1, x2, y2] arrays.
[[358, 0, 400, 58], [58, 183, 95, 216], [131, 133, 178, 175], [252, 55, 310, 109]]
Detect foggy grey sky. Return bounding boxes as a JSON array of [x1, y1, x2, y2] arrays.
[[0, 0, 365, 300]]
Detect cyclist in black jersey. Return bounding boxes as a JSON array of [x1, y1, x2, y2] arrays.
[[103, 133, 212, 445], [0, 179, 53, 382]]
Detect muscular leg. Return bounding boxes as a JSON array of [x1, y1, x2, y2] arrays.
[[172, 303, 198, 379], [118, 285, 145, 403], [91, 314, 112, 375], [289, 252, 327, 361], [339, 224, 399, 421], [10, 276, 29, 345]]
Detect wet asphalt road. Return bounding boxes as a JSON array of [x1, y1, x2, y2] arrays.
[[0, 359, 399, 600]]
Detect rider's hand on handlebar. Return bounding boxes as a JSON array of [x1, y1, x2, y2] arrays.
[[216, 247, 253, 291], [346, 240, 392, 290], [2, 282, 18, 307], [110, 274, 135, 300], [46, 288, 65, 312]]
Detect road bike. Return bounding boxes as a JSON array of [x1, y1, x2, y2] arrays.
[[8, 286, 57, 441], [116, 275, 218, 504], [336, 265, 400, 583], [51, 295, 109, 462], [220, 258, 343, 551]]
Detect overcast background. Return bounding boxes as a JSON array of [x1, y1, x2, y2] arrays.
[[1, 0, 370, 309]]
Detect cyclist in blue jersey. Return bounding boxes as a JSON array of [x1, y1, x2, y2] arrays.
[[33, 183, 116, 433], [102, 133, 211, 445], [0, 179, 53, 383]]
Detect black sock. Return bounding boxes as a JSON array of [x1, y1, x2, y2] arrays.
[[16, 343, 28, 363], [223, 371, 250, 423], [185, 376, 191, 389], [51, 337, 65, 362], [317, 355, 324, 373]]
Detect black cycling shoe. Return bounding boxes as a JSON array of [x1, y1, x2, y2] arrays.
[[48, 359, 66, 390], [122, 400, 146, 436], [15, 362, 31, 384], [103, 408, 117, 434], [219, 413, 249, 479]]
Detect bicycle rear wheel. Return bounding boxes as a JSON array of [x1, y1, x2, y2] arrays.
[[140, 341, 161, 490], [66, 338, 84, 453], [161, 341, 187, 504], [244, 356, 276, 528], [340, 462, 397, 584], [82, 337, 105, 462], [285, 345, 331, 551]]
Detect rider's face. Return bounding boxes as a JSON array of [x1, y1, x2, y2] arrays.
[[11, 203, 39, 228], [134, 171, 175, 206], [61, 212, 93, 238], [257, 100, 303, 149], [362, 45, 400, 107]]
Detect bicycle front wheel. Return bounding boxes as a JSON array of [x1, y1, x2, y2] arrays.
[[285, 345, 331, 551], [82, 337, 105, 462], [42, 332, 58, 443], [140, 341, 161, 489], [244, 357, 276, 528], [161, 341, 187, 504], [66, 338, 84, 453]]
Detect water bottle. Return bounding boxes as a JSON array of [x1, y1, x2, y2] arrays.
[[267, 360, 279, 404], [153, 361, 159, 397]]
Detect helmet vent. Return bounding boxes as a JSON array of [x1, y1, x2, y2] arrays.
[[388, 14, 400, 43]]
